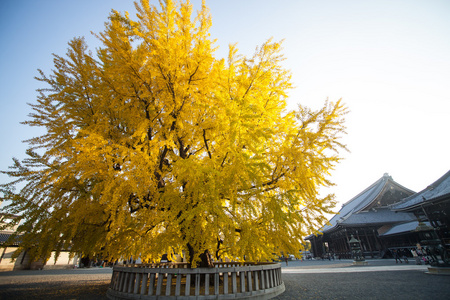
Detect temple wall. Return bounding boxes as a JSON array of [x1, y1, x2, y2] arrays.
[[0, 247, 17, 271], [43, 251, 78, 269], [0, 248, 77, 271]]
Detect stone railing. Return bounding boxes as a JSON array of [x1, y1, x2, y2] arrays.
[[106, 262, 285, 300]]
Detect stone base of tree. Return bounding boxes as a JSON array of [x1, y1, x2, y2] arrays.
[[106, 262, 285, 299]]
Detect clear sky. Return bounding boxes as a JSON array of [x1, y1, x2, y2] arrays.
[[1, 0, 449, 211]]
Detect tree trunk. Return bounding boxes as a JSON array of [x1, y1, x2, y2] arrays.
[[187, 243, 214, 268], [199, 250, 214, 268]]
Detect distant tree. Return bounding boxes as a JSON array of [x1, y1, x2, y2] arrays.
[[0, 0, 347, 267]]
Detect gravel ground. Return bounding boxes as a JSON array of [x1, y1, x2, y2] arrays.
[[0, 268, 112, 300], [274, 270, 450, 300], [1, 260, 450, 299]]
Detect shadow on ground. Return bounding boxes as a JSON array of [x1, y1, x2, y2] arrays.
[[0, 281, 110, 300]]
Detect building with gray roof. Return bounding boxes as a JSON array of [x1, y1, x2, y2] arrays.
[[391, 170, 450, 265], [306, 173, 417, 258]]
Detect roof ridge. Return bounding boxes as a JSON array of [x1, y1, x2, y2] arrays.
[[391, 169, 450, 209], [358, 176, 415, 211], [426, 169, 450, 191]]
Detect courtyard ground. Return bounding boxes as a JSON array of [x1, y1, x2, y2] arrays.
[[1, 259, 449, 299]]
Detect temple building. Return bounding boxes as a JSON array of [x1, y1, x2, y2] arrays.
[[390, 170, 450, 262], [0, 213, 23, 271], [306, 173, 417, 258], [0, 211, 78, 271]]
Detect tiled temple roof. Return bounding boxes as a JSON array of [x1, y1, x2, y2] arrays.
[[391, 170, 450, 211], [0, 232, 20, 246], [318, 173, 415, 235], [336, 208, 415, 227], [378, 220, 434, 237]]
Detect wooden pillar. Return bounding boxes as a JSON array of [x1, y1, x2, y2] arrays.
[[373, 229, 381, 257], [338, 236, 344, 254], [343, 236, 349, 252], [310, 239, 316, 257], [364, 229, 373, 257], [355, 230, 364, 255], [345, 230, 350, 258]]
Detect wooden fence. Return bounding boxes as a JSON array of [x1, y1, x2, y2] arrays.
[[106, 262, 285, 299]]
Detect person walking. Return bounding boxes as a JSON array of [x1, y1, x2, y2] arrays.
[[402, 248, 409, 263], [393, 249, 402, 263]]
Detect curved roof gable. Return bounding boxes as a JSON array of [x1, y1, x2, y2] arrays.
[[321, 173, 414, 234]]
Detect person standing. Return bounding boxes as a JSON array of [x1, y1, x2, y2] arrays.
[[416, 243, 425, 264], [411, 249, 421, 265]]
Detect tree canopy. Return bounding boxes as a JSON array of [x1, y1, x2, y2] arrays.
[[1, 0, 347, 267]]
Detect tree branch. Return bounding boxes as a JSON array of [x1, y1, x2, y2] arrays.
[[202, 129, 212, 159]]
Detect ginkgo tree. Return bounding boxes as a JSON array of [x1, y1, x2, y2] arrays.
[[1, 0, 347, 267]]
